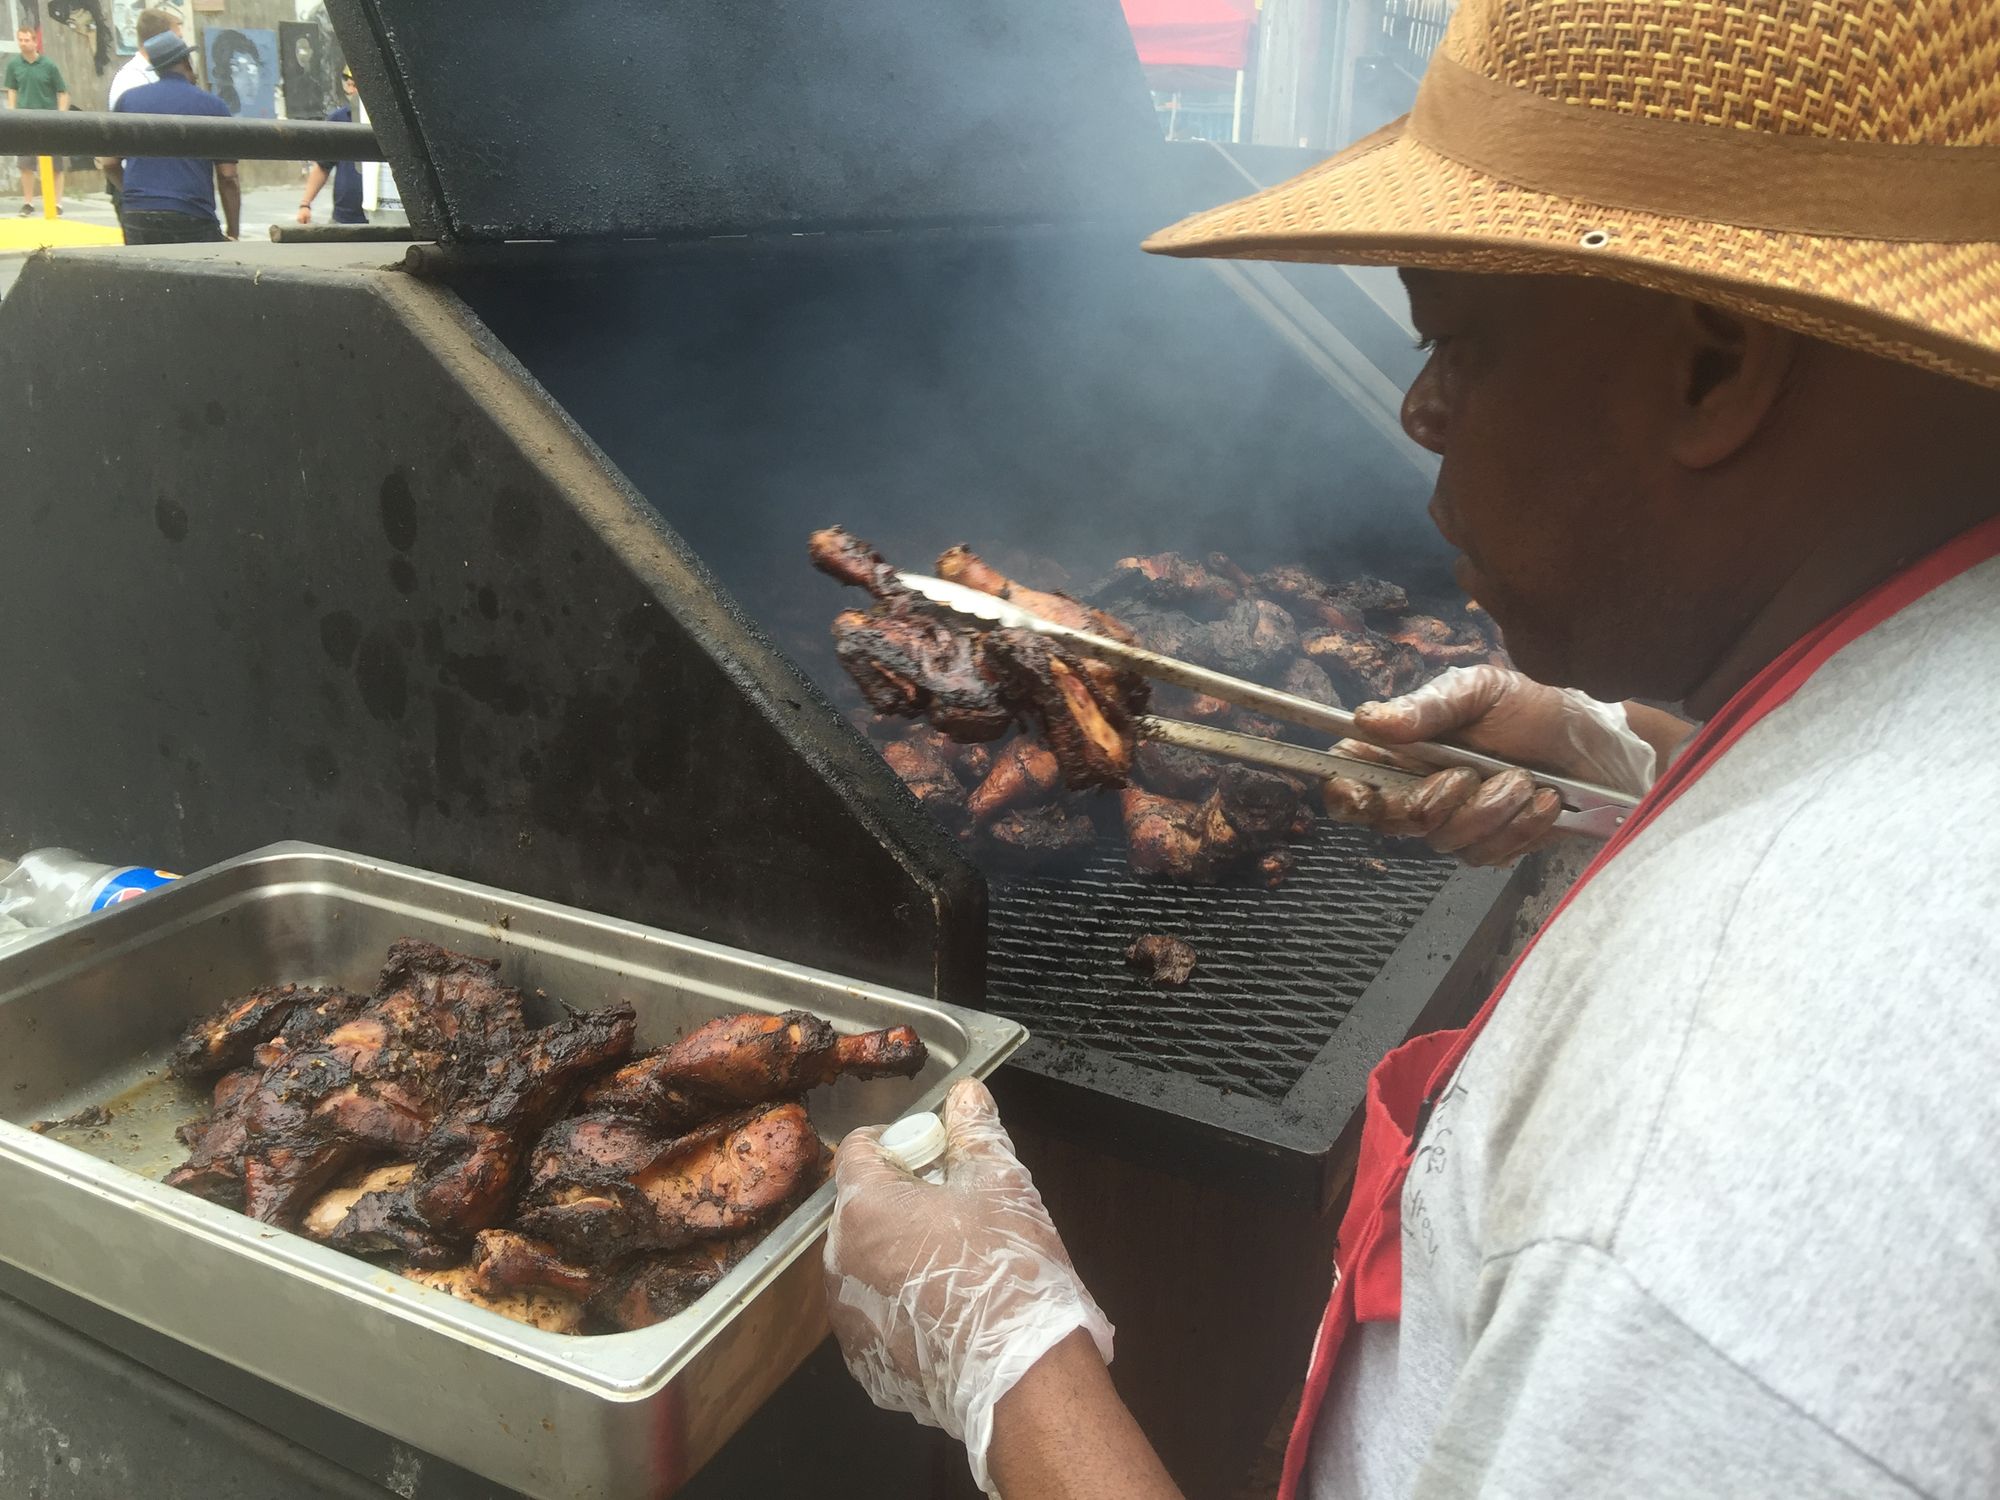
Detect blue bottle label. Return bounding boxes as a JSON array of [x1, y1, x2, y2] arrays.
[[90, 868, 180, 912]]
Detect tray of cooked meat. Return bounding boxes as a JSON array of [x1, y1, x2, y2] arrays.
[[0, 842, 1022, 1500]]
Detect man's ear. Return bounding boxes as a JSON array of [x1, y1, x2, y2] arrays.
[[1671, 300, 1797, 470]]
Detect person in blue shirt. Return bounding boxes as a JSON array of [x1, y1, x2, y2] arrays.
[[113, 30, 240, 244], [296, 67, 367, 227]]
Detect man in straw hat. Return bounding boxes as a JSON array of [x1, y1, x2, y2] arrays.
[[822, 1, 2000, 1496]]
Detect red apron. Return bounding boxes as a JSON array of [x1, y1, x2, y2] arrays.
[[1275, 513, 2000, 1500]]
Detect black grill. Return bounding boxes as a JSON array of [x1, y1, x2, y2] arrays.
[[987, 824, 1456, 1103]]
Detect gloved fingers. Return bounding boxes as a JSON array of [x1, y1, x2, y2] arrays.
[[1375, 767, 1484, 839], [1324, 766, 1483, 839], [1322, 773, 1385, 825], [942, 1077, 1034, 1193], [1426, 768, 1543, 854], [1454, 786, 1564, 866], [831, 1124, 903, 1194], [1330, 736, 1432, 774], [1350, 664, 1513, 746]]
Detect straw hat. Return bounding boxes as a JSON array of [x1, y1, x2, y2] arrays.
[[1144, 0, 2000, 391]]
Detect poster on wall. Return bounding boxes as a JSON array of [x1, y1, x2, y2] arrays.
[[278, 19, 342, 118], [203, 25, 277, 118], [109, 0, 139, 53]]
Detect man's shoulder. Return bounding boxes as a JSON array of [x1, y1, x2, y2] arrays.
[[125, 79, 231, 117]]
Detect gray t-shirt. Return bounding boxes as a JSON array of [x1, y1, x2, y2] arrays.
[[1309, 558, 2000, 1499]]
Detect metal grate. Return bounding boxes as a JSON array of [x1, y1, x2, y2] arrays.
[[985, 824, 1456, 1103]]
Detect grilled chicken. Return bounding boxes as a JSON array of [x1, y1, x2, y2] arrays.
[[1381, 614, 1498, 668], [171, 941, 532, 1227], [882, 735, 971, 826], [326, 1004, 638, 1262], [831, 607, 1017, 742], [582, 1011, 926, 1128], [1125, 934, 1198, 987], [302, 1161, 418, 1241], [935, 545, 1135, 642], [1120, 766, 1306, 885], [1303, 629, 1427, 701], [1097, 552, 1241, 614], [809, 525, 907, 600], [589, 1240, 749, 1332], [982, 628, 1147, 787], [169, 983, 367, 1083], [973, 802, 1099, 873], [967, 737, 1064, 824], [165, 940, 899, 1337], [405, 1264, 586, 1335], [468, 1228, 605, 1301], [518, 1100, 822, 1263]]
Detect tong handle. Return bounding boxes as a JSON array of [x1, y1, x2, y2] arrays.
[[1137, 717, 1627, 842], [893, 571, 1639, 824]]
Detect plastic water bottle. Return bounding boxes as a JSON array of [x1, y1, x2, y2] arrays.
[[879, 1111, 949, 1184], [0, 849, 179, 937]]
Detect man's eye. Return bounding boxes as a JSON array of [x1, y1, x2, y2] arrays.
[[1414, 334, 1451, 353]]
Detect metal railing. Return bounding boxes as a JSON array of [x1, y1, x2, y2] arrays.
[[0, 111, 380, 161]]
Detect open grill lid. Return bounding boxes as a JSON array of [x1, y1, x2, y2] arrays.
[[326, 0, 1172, 243]]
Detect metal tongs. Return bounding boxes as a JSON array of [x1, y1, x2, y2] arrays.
[[897, 573, 1637, 841]]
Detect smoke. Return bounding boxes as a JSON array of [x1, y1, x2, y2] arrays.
[[427, 0, 1447, 699]]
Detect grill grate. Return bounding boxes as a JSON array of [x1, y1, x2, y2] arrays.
[[985, 824, 1456, 1103]]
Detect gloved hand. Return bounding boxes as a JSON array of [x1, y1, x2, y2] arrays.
[[824, 1078, 1114, 1498], [1322, 664, 1659, 866]]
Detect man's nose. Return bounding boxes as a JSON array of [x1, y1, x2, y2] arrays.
[[1401, 357, 1447, 455]]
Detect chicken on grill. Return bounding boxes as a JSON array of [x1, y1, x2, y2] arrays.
[[881, 735, 971, 828], [815, 530, 1150, 785], [819, 538, 1508, 887], [982, 627, 1147, 787], [814, 528, 1016, 742], [935, 544, 1135, 641], [974, 801, 1100, 874], [1120, 765, 1309, 884], [967, 737, 1063, 824], [1126, 934, 1199, 987]]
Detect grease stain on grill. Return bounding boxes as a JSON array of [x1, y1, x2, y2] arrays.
[[154, 495, 189, 542], [985, 822, 1453, 1104]]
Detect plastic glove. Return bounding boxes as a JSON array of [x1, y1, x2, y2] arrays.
[[824, 1077, 1114, 1498], [1322, 665, 1658, 867]]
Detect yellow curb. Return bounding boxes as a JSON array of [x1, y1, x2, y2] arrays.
[[0, 219, 126, 251]]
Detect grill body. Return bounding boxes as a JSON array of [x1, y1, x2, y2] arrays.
[[0, 0, 1546, 1494]]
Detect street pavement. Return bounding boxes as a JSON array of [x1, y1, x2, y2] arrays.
[[0, 185, 378, 301]]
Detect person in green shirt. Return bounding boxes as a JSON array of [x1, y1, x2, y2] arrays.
[[5, 27, 71, 215]]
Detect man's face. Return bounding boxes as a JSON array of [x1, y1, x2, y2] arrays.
[[16, 29, 38, 60], [1398, 269, 1782, 703]]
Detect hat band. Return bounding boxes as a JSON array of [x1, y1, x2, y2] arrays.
[[1409, 57, 2000, 243]]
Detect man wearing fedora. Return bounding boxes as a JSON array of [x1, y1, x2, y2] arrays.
[[822, 2, 2000, 1497]]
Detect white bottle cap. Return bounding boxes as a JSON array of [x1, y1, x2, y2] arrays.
[[879, 1111, 947, 1177]]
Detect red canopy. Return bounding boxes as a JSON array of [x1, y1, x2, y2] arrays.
[[1121, 0, 1256, 71]]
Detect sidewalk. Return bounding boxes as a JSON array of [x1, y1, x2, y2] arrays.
[[0, 185, 338, 300]]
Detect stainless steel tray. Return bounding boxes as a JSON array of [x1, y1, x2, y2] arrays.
[[0, 842, 1024, 1500]]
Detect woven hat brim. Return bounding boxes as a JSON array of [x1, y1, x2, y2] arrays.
[[1144, 123, 2000, 394]]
